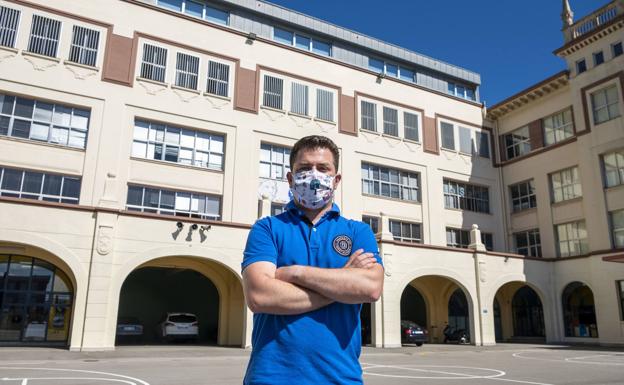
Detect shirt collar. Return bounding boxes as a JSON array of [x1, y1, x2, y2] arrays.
[[286, 200, 341, 219]]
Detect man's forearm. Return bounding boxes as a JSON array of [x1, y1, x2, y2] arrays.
[[280, 264, 384, 304]]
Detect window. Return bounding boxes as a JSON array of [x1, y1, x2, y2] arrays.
[[443, 179, 489, 213], [611, 209, 624, 248], [126, 185, 221, 220], [404, 112, 419, 142], [263, 75, 284, 110], [273, 27, 331, 56], [576, 59, 587, 74], [389, 220, 422, 243], [290, 82, 308, 116], [504, 126, 531, 159], [132, 120, 224, 170], [316, 89, 334, 122], [556, 221, 588, 257], [360, 101, 377, 131], [0, 6, 20, 48], [446, 228, 493, 251], [613, 42, 623, 58], [550, 167, 582, 203], [400, 67, 415, 82], [361, 163, 419, 202], [140, 43, 167, 83], [271, 203, 286, 216], [441, 122, 455, 150], [27, 15, 61, 57], [514, 229, 541, 257], [591, 85, 620, 124], [157, 0, 229, 25], [618, 280, 624, 321], [0, 93, 90, 148], [259, 143, 290, 180], [510, 180, 536, 212], [68, 26, 99, 67], [448, 82, 477, 101], [458, 126, 472, 154], [362, 216, 379, 234], [476, 131, 490, 158], [602, 149, 624, 187], [593, 51, 604, 66], [206, 60, 229, 97], [543, 109, 573, 146], [368, 58, 384, 73], [368, 57, 414, 82], [383, 107, 398, 136], [0, 166, 80, 204], [175, 52, 199, 90]]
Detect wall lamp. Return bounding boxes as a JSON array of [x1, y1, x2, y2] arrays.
[[200, 225, 212, 231], [376, 72, 386, 83], [176, 221, 184, 229], [191, 224, 198, 231], [246, 32, 257, 45]]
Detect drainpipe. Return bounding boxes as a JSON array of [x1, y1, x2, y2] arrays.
[[469, 224, 486, 346]]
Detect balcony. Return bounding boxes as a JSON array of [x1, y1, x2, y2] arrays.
[[564, 1, 623, 43]]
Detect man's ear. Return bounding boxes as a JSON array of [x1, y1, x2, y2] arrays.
[[333, 173, 342, 189], [286, 171, 293, 187]]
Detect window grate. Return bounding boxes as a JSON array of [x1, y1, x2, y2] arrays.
[[404, 112, 419, 141], [68, 25, 99, 67], [175, 52, 199, 90], [263, 75, 284, 109], [0, 6, 20, 48], [140, 43, 167, 82], [290, 82, 308, 116], [206, 60, 229, 97], [383, 107, 398, 136], [27, 15, 61, 57], [316, 89, 334, 122], [361, 101, 376, 131]]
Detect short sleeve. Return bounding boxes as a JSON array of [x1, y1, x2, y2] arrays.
[[241, 218, 278, 271], [353, 222, 383, 266]]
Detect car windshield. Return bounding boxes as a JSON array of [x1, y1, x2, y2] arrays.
[[169, 315, 196, 323], [402, 321, 418, 328]]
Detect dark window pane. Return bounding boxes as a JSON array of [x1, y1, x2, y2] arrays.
[[127, 186, 143, 206], [1, 168, 22, 191], [42, 174, 62, 196], [22, 172, 43, 194], [14, 98, 34, 118], [61, 178, 80, 198], [12, 119, 31, 138], [0, 116, 10, 135], [1, 94, 15, 115]]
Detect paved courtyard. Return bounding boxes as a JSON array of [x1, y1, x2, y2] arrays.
[[0, 344, 622, 384]]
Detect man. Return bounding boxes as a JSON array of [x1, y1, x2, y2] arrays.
[[241, 135, 384, 385]]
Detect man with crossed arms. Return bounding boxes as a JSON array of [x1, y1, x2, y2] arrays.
[[241, 135, 384, 385]]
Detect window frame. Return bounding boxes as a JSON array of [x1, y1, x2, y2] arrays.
[[360, 100, 377, 132], [443, 179, 490, 214], [550, 166, 582, 203], [543, 108, 574, 146], [259, 142, 291, 181], [126, 184, 222, 220], [68, 25, 100, 67], [382, 106, 398, 137], [140, 43, 168, 83], [513, 229, 542, 257], [504, 125, 531, 160], [206, 60, 230, 97], [174, 51, 200, 90], [367, 57, 415, 82], [362, 215, 380, 235], [591, 84, 621, 125], [0, 5, 21, 49], [0, 166, 80, 204], [27, 14, 62, 58], [618, 280, 624, 321], [555, 220, 588, 257], [272, 26, 331, 57], [361, 162, 420, 202], [439, 120, 490, 158], [445, 227, 493, 251], [389, 219, 422, 243], [602, 148, 624, 188], [262, 74, 284, 110], [576, 58, 587, 75], [612, 41, 623, 58], [610, 209, 624, 249], [157, 0, 229, 25], [592, 50, 604, 66], [509, 179, 537, 213]]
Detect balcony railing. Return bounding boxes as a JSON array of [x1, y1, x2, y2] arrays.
[[565, 1, 622, 42]]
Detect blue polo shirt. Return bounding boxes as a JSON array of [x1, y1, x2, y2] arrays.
[[241, 201, 382, 385]]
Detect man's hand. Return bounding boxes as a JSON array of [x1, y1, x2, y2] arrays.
[[343, 248, 377, 269]]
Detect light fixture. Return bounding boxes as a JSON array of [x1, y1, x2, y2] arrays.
[[376, 72, 386, 83], [191, 224, 198, 230], [246, 32, 257, 45], [201, 225, 212, 231], [176, 222, 184, 229]]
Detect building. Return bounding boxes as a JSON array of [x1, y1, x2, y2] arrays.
[[0, 0, 621, 350]]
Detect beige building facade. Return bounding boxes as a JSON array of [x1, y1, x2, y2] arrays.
[[0, 0, 622, 351]]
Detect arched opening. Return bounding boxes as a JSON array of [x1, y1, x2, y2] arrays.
[[360, 303, 371, 346], [116, 256, 245, 346], [493, 282, 545, 342], [400, 275, 473, 345], [0, 254, 73, 345], [562, 282, 598, 338]]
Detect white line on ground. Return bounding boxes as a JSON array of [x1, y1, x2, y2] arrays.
[[513, 351, 624, 366], [2, 377, 138, 384], [0, 368, 150, 385]]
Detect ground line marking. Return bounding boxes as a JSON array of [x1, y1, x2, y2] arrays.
[[0, 367, 150, 385]]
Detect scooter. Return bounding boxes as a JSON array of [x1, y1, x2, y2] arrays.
[[443, 325, 469, 344]]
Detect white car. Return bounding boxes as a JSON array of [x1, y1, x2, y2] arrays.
[[159, 313, 199, 341]]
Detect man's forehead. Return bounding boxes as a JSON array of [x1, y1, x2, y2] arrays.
[[293, 148, 334, 163]]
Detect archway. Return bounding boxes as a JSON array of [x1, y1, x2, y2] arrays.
[[360, 303, 371, 346], [492, 282, 545, 342], [0, 254, 74, 345], [115, 256, 244, 346], [562, 282, 598, 338], [399, 275, 473, 344]]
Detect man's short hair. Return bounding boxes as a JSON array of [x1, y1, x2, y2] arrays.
[[289, 135, 340, 172]]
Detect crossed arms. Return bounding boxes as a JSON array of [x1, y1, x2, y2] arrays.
[[242, 249, 384, 315]]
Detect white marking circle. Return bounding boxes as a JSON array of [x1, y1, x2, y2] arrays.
[[0, 367, 150, 385], [362, 363, 506, 380]]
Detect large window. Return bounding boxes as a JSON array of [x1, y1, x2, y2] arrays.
[[273, 27, 331, 56], [514, 229, 541, 257], [550, 166, 582, 203], [556, 221, 588, 257], [140, 43, 168, 83], [68, 26, 100, 67], [262, 75, 284, 110], [383, 107, 398, 136], [613, 42, 623, 58], [504, 126, 531, 160], [446, 228, 493, 251], [0, 166, 80, 204], [591, 85, 620, 124], [174, 52, 200, 90], [441, 121, 489, 158], [0, 6, 20, 48], [510, 180, 536, 212], [131, 120, 224, 170], [0, 93, 90, 148], [443, 179, 489, 213], [360, 101, 377, 131], [618, 280, 624, 321], [602, 149, 624, 187], [447, 82, 477, 101], [610, 209, 624, 248], [368, 58, 415, 82], [259, 143, 290, 180], [27, 15, 61, 57], [404, 112, 419, 142], [361, 163, 419, 202], [157, 0, 229, 25], [389, 220, 422, 243], [126, 185, 221, 220], [543, 109, 573, 146], [316, 89, 334, 122], [290, 82, 309, 116], [362, 215, 379, 235], [206, 60, 230, 97], [441, 122, 455, 150]]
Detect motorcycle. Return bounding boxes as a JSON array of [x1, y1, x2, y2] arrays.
[[443, 325, 469, 344]]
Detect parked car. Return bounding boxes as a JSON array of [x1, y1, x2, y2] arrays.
[[116, 317, 144, 343], [159, 313, 199, 342], [443, 324, 469, 344], [400, 320, 428, 346]]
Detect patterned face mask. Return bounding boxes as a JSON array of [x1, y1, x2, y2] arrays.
[[289, 169, 335, 210]]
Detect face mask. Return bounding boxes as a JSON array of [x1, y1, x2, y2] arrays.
[[289, 169, 335, 210]]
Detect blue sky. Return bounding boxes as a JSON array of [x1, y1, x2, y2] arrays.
[[267, 0, 609, 105]]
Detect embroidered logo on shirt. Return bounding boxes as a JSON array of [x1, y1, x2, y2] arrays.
[[333, 235, 352, 256]]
